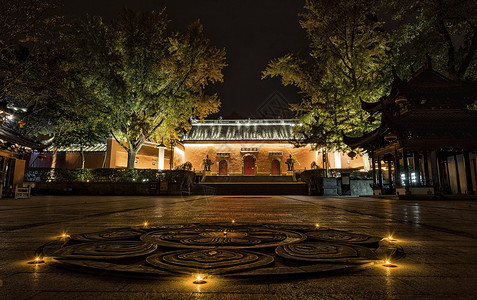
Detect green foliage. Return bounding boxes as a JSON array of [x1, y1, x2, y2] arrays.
[[0, 0, 62, 102], [25, 167, 195, 183], [62, 9, 226, 168], [263, 0, 392, 150], [175, 161, 193, 171], [387, 0, 477, 80]]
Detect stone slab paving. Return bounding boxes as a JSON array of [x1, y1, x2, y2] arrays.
[[0, 194, 476, 299]]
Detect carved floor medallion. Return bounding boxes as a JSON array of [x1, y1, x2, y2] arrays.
[[141, 225, 306, 249], [305, 229, 382, 245], [36, 223, 403, 278], [147, 249, 274, 274], [71, 228, 145, 242], [51, 241, 158, 260], [276, 242, 378, 263]]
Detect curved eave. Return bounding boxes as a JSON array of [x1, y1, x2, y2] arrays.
[[343, 127, 386, 149], [360, 99, 382, 114], [0, 127, 46, 150]]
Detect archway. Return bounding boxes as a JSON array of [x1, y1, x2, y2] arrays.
[[271, 159, 281, 176], [219, 160, 228, 176], [243, 155, 256, 176]]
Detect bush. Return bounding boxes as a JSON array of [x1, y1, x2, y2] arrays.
[[25, 167, 195, 184]]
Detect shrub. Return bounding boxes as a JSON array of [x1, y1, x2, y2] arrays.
[[25, 167, 195, 184]]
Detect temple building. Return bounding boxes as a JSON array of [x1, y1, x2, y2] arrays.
[[344, 59, 477, 197], [181, 119, 363, 176], [0, 102, 45, 197], [31, 119, 365, 175]]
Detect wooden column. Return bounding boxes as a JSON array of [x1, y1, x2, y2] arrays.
[[463, 151, 474, 195], [413, 151, 421, 186], [454, 155, 461, 194], [430, 151, 440, 191], [394, 149, 401, 186], [423, 151, 430, 186], [371, 154, 376, 186], [403, 148, 410, 193], [387, 159, 393, 186], [377, 155, 383, 188], [438, 153, 448, 192]]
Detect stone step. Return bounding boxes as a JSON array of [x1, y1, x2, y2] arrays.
[[194, 182, 307, 195], [202, 175, 294, 183]]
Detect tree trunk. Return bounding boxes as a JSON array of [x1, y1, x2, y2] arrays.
[[80, 144, 85, 169], [51, 146, 58, 169], [127, 150, 138, 169]]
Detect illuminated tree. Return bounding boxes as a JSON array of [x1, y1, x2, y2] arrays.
[[388, 0, 477, 81], [63, 9, 226, 169], [263, 0, 391, 149], [0, 0, 62, 102]]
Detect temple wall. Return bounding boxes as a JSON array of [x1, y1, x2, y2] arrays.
[[106, 139, 184, 170], [184, 142, 364, 175]]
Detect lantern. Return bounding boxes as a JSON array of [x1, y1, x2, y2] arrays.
[[395, 95, 407, 105], [384, 133, 398, 142], [18, 120, 26, 128]]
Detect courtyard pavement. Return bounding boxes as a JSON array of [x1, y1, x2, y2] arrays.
[[1, 194, 476, 299]]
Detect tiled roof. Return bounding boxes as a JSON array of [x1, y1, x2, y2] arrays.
[[45, 144, 107, 152], [182, 119, 298, 142], [0, 126, 46, 150]]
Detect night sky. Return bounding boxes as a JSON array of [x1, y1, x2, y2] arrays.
[[61, 0, 308, 118]]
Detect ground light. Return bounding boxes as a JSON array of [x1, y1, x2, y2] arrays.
[[60, 232, 70, 239], [29, 256, 45, 264], [193, 275, 207, 284], [382, 260, 397, 268], [315, 223, 320, 229], [143, 221, 149, 228], [385, 235, 396, 242]]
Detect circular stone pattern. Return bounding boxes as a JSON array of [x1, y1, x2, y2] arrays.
[[305, 229, 382, 245], [146, 249, 274, 274], [36, 223, 403, 278], [70, 228, 145, 242], [276, 242, 378, 263], [52, 241, 158, 260], [141, 225, 306, 249]]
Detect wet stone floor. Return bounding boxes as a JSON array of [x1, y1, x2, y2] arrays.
[[1, 195, 476, 299]]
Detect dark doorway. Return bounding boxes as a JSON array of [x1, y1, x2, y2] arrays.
[[271, 159, 281, 176], [219, 160, 228, 176], [243, 156, 255, 176]]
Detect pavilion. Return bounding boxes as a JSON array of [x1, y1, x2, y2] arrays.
[[344, 58, 477, 197]]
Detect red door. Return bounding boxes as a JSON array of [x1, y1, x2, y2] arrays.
[[271, 159, 280, 175], [219, 160, 228, 175], [243, 156, 255, 175]]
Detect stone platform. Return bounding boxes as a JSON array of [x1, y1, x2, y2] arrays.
[[1, 195, 477, 299]]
